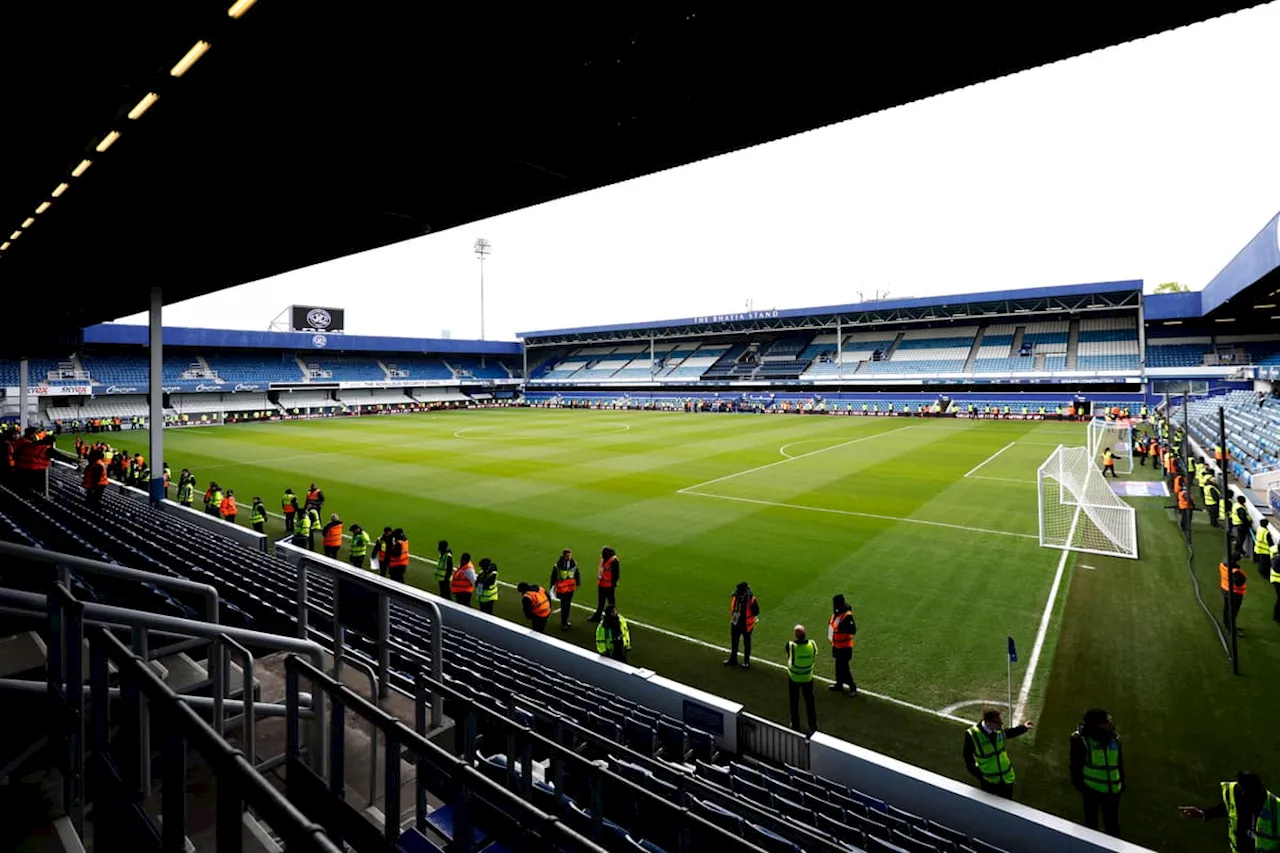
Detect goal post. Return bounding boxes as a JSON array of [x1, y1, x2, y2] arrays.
[[1086, 418, 1133, 474], [1038, 445, 1138, 559]]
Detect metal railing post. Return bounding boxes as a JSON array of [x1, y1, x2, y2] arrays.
[[131, 627, 152, 797], [377, 591, 390, 700], [219, 634, 256, 766], [296, 561, 309, 639], [65, 592, 85, 834], [211, 637, 225, 734]]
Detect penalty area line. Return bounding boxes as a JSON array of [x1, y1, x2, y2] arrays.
[[962, 441, 1016, 479], [680, 490, 1037, 540]]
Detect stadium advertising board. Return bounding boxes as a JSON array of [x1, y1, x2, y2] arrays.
[[10, 384, 95, 396], [291, 305, 345, 333]]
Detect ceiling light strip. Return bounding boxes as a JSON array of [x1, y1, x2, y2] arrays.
[[95, 131, 121, 152], [127, 92, 159, 120], [21, 217, 34, 228], [227, 0, 257, 19], [72, 159, 92, 177], [35, 201, 51, 214], [170, 41, 211, 77], [52, 183, 69, 197]]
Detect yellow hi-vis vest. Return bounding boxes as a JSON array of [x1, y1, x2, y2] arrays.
[[1256, 526, 1275, 557], [967, 725, 1015, 785], [786, 640, 816, 683], [1079, 734, 1122, 794], [1223, 782, 1280, 853]]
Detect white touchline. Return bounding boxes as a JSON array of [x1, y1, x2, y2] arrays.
[[682, 491, 1038, 540], [963, 441, 1017, 479], [677, 425, 916, 493], [1014, 519, 1075, 722]]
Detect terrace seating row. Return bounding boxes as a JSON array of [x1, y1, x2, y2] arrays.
[[1184, 392, 1280, 485]]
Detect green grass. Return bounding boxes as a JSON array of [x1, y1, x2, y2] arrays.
[[88, 410, 1280, 852]]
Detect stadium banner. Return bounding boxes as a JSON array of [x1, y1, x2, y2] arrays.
[[291, 305, 345, 333]]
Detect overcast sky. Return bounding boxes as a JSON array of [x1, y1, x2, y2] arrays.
[[115, 4, 1280, 342]]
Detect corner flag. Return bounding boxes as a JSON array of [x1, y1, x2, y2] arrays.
[[1007, 636, 1018, 663]]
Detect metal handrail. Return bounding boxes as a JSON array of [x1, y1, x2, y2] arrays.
[[0, 586, 328, 775], [89, 627, 341, 853], [0, 538, 220, 623], [291, 550, 443, 718]]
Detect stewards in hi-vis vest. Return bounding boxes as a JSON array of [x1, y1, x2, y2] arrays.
[[828, 594, 857, 696], [589, 546, 620, 622], [1179, 771, 1280, 853], [550, 549, 579, 630], [451, 553, 477, 607], [435, 540, 454, 601], [249, 497, 267, 533], [1221, 560, 1247, 637], [1070, 709, 1125, 838], [724, 581, 759, 669], [518, 582, 552, 633], [323, 514, 344, 559], [348, 524, 371, 570], [476, 559, 499, 615], [785, 624, 818, 736], [963, 707, 1033, 800]]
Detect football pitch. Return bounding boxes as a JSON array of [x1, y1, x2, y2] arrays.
[[98, 409, 1280, 851], [134, 410, 1076, 715]]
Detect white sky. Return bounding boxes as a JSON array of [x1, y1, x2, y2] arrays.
[[115, 3, 1280, 341]]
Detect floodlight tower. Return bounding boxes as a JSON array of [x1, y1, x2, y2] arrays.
[[474, 237, 492, 340]]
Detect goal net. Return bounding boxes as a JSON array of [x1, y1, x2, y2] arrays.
[[1038, 445, 1138, 559], [1086, 418, 1133, 474]]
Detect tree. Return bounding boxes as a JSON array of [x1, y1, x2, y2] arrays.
[[1153, 281, 1189, 293]]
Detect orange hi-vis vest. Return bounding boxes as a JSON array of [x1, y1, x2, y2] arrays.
[[524, 587, 551, 618], [555, 566, 578, 595], [1148, 442, 1159, 458], [830, 613, 855, 649], [282, 495, 296, 514], [221, 496, 238, 518], [1220, 562, 1246, 596], [1174, 475, 1185, 496], [324, 522, 344, 548], [389, 539, 410, 569], [598, 556, 618, 589], [1177, 488, 1191, 511], [730, 595, 757, 633], [451, 562, 475, 595], [307, 488, 321, 505], [83, 462, 108, 489]]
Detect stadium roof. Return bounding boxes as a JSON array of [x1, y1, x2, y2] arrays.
[[519, 280, 1143, 345], [0, 3, 1260, 358], [83, 324, 521, 357]]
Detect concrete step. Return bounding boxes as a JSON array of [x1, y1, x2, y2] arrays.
[[0, 631, 119, 681], [0, 631, 48, 678]]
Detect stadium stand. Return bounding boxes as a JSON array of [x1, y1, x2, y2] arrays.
[[382, 355, 455, 381], [446, 355, 515, 380], [1183, 391, 1280, 486], [301, 356, 386, 382], [206, 352, 306, 383]]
